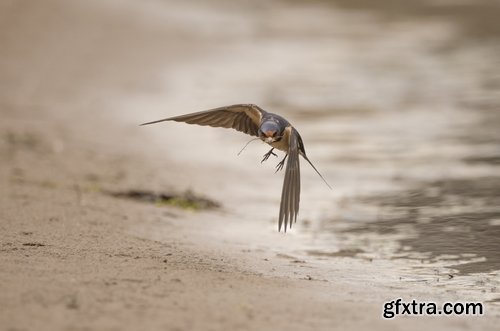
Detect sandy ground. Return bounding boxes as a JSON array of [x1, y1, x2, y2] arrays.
[[1, 1, 499, 330]]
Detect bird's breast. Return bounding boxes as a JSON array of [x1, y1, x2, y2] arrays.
[[268, 139, 288, 152], [266, 126, 291, 152]]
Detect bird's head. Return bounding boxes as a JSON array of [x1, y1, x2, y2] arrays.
[[258, 121, 283, 144]]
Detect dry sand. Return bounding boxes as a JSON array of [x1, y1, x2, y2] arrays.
[[1, 1, 499, 330]]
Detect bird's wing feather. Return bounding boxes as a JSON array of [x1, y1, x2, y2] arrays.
[[278, 127, 301, 232], [140, 104, 264, 137]]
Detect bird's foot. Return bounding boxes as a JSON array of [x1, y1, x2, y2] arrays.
[[275, 154, 288, 172], [261, 148, 277, 163]]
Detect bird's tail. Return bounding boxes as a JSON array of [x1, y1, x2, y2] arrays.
[[301, 154, 332, 190]]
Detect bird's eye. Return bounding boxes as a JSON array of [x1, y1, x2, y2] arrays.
[[272, 131, 277, 137]]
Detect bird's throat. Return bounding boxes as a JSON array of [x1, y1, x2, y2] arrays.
[[264, 137, 275, 144]]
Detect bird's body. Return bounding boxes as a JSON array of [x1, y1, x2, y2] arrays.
[[141, 104, 331, 232]]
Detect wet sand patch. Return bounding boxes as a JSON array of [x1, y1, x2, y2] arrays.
[[340, 177, 500, 274], [107, 189, 220, 211]]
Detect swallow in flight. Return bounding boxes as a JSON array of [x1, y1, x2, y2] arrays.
[[141, 104, 331, 232]]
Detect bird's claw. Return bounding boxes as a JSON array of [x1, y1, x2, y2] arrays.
[[261, 148, 277, 163], [275, 158, 286, 172]]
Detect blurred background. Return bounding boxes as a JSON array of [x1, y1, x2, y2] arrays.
[[1, 0, 499, 299]]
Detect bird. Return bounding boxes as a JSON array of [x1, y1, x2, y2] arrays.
[[141, 104, 331, 232]]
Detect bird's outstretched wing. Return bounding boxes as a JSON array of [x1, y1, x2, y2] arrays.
[[278, 127, 301, 232], [140, 104, 265, 137]]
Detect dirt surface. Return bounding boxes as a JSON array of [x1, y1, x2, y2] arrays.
[[1, 1, 499, 330]]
